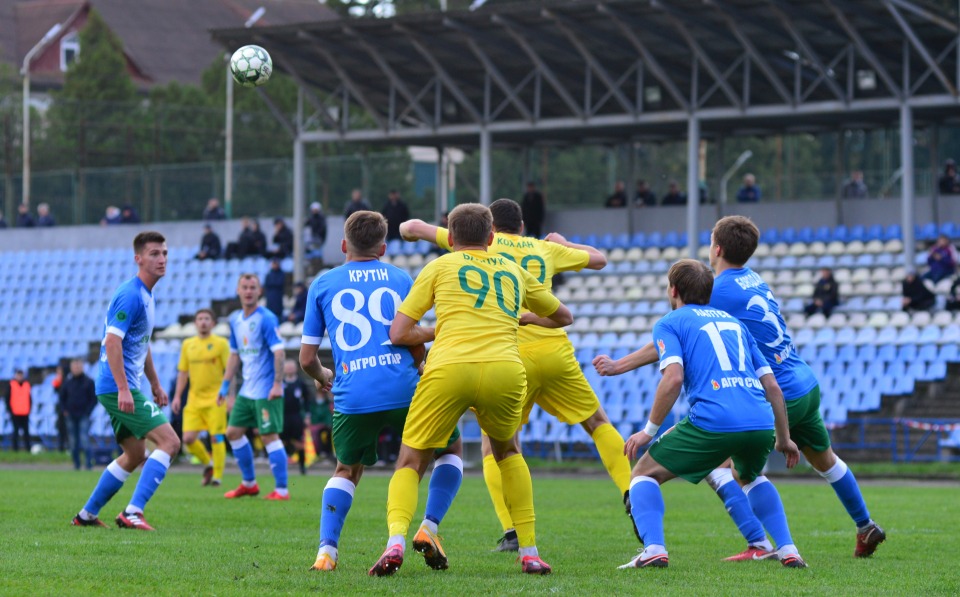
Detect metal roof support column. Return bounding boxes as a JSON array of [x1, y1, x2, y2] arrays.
[[293, 136, 306, 284], [480, 128, 492, 206], [900, 102, 915, 271], [436, 146, 447, 224], [687, 116, 701, 258]]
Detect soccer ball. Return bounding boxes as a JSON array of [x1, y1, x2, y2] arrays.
[[230, 45, 272, 88], [30, 443, 44, 455]]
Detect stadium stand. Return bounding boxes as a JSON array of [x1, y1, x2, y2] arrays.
[[3, 222, 960, 461]]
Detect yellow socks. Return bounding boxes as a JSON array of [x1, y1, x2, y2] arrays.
[[211, 440, 226, 481], [185, 440, 211, 467], [498, 454, 536, 548], [387, 467, 420, 538], [483, 454, 515, 532], [592, 423, 632, 494]]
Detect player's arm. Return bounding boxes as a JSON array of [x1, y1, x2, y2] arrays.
[[143, 347, 168, 407], [624, 362, 683, 459], [390, 313, 436, 346], [747, 325, 800, 467], [399, 219, 440, 244], [103, 334, 134, 413], [544, 231, 607, 270], [172, 371, 188, 415], [299, 283, 334, 390], [594, 341, 658, 376], [391, 264, 438, 346], [270, 348, 284, 400], [521, 271, 574, 327], [299, 343, 333, 392], [220, 352, 240, 411]]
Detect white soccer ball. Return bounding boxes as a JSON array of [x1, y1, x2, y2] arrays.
[[230, 45, 273, 88], [30, 443, 44, 455]]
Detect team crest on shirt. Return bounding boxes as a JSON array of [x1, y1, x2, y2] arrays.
[[116, 311, 127, 321], [656, 339, 666, 357], [261, 408, 270, 423], [711, 380, 720, 391], [207, 343, 213, 350], [249, 321, 257, 332]]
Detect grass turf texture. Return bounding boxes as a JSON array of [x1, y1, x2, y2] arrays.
[[1, 468, 956, 595]]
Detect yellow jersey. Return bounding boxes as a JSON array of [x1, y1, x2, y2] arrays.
[[398, 249, 561, 368], [435, 227, 589, 344], [177, 335, 230, 408]]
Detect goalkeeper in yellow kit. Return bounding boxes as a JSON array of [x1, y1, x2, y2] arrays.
[[399, 198, 632, 550], [172, 309, 230, 486]]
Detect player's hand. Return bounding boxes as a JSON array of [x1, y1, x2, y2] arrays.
[[544, 232, 568, 245], [216, 394, 225, 407], [314, 378, 333, 393], [592, 354, 620, 376], [624, 431, 653, 460], [226, 395, 236, 412], [518, 312, 538, 326], [118, 389, 135, 414], [171, 396, 182, 415], [268, 382, 283, 400], [776, 438, 801, 469], [152, 384, 169, 408]]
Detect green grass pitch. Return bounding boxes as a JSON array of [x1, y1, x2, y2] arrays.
[[1, 468, 957, 595]]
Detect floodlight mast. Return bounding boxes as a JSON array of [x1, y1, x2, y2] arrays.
[[21, 22, 62, 209], [225, 7, 265, 218]]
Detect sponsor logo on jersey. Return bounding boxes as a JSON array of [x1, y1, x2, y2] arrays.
[[657, 338, 666, 357], [341, 362, 349, 374], [711, 379, 720, 391], [774, 353, 783, 364]]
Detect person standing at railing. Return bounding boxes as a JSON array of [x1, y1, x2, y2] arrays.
[[60, 359, 98, 470], [6, 369, 32, 451]]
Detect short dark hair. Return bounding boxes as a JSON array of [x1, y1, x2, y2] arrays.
[[344, 210, 387, 255], [194, 308, 216, 321], [133, 231, 166, 254], [668, 259, 714, 305], [448, 203, 492, 247], [238, 273, 260, 285], [489, 198, 523, 234], [712, 216, 759, 266]]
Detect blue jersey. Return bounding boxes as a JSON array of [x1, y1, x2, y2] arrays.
[[711, 267, 818, 400], [96, 276, 156, 394], [301, 260, 419, 415], [653, 305, 774, 433], [228, 307, 284, 400]]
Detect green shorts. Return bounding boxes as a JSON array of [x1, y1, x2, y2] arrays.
[[332, 407, 461, 467], [648, 418, 774, 484], [786, 385, 831, 452], [228, 395, 284, 435], [98, 390, 169, 442]]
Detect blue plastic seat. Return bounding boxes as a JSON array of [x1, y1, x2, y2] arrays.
[[630, 232, 646, 248], [781, 227, 797, 244], [849, 225, 866, 242], [917, 222, 938, 241], [761, 228, 780, 244], [832, 225, 848, 243], [865, 224, 884, 241], [814, 226, 832, 242], [884, 224, 902, 241], [798, 227, 814, 243]]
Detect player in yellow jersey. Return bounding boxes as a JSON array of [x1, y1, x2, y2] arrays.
[[368, 203, 573, 577], [399, 198, 633, 550], [172, 309, 230, 486]]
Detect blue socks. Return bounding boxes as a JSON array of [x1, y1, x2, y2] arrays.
[[230, 436, 257, 483], [82, 460, 130, 516], [819, 458, 871, 527], [743, 476, 793, 549], [128, 451, 171, 513], [707, 468, 767, 545], [320, 477, 356, 548], [629, 476, 665, 547], [265, 439, 289, 490], [424, 455, 463, 526]]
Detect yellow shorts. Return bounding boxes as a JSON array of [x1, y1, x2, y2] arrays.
[[403, 361, 526, 449], [182, 403, 228, 435], [520, 338, 601, 426]]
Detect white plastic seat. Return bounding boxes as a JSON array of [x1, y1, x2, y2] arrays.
[[852, 282, 874, 296], [807, 241, 827, 256], [628, 315, 649, 331], [753, 244, 771, 258], [774, 270, 794, 284], [697, 246, 710, 260], [770, 242, 789, 257], [932, 311, 954, 327], [826, 313, 848, 328], [883, 239, 904, 253], [847, 312, 868, 328], [624, 287, 644, 300], [910, 310, 932, 327], [935, 278, 953, 294], [660, 247, 680, 261], [864, 240, 885, 254], [874, 281, 895, 295], [788, 242, 809, 256], [794, 283, 813, 298], [839, 282, 854, 297], [870, 268, 892, 283], [833, 268, 851, 283], [793, 270, 815, 285], [806, 313, 826, 329], [888, 311, 910, 327], [825, 241, 847, 255], [625, 247, 643, 261], [608, 248, 627, 263], [846, 240, 866, 255], [851, 268, 870, 283], [642, 247, 661, 260], [609, 316, 630, 332], [866, 312, 890, 328], [407, 253, 425, 268]]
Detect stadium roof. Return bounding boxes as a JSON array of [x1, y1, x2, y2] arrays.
[[211, 0, 960, 146]]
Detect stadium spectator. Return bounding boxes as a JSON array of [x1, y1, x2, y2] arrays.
[[635, 179, 657, 206], [924, 235, 958, 283], [196, 224, 221, 260], [902, 271, 936, 312], [101, 206, 122, 225], [52, 364, 67, 453], [306, 202, 327, 251], [249, 220, 268, 256], [842, 170, 869, 199], [804, 268, 840, 317], [269, 218, 294, 258], [225, 218, 251, 259], [946, 276, 960, 311], [281, 359, 314, 475], [59, 359, 97, 470], [287, 282, 308, 324], [203, 198, 226, 220], [439, 211, 449, 226], [120, 204, 140, 224], [308, 387, 333, 461], [381, 189, 411, 241], [521, 181, 546, 238], [16, 203, 35, 228], [344, 188, 371, 218], [6, 369, 32, 451], [939, 159, 960, 195], [0, 211, 6, 228], [36, 203, 55, 227], [605, 180, 628, 208], [736, 174, 761, 203], [264, 259, 285, 321], [661, 181, 687, 205]]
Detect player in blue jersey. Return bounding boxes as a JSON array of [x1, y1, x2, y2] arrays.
[[596, 215, 885, 560], [221, 273, 290, 501], [618, 259, 806, 569], [72, 231, 181, 531], [299, 211, 462, 572]]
